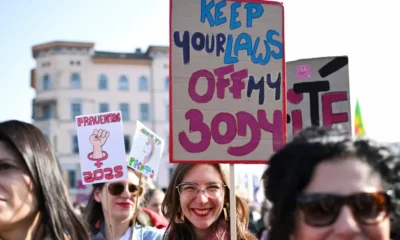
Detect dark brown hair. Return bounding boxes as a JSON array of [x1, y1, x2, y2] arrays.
[[0, 120, 89, 240], [83, 168, 148, 234], [162, 163, 256, 240]]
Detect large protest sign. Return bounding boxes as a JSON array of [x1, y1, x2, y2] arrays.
[[128, 121, 165, 180], [170, 0, 286, 163], [75, 111, 128, 184], [286, 56, 351, 140]]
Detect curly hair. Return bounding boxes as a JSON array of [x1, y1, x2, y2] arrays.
[[262, 126, 400, 240]]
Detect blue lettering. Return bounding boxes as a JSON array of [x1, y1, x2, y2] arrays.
[[230, 2, 242, 30], [244, 3, 264, 27], [252, 38, 270, 65], [224, 34, 238, 64], [216, 33, 226, 57], [173, 31, 190, 64], [201, 0, 215, 27], [205, 35, 215, 53], [266, 30, 283, 60], [266, 72, 281, 101], [191, 32, 205, 51], [234, 33, 252, 56], [215, 1, 227, 26], [247, 75, 265, 105]]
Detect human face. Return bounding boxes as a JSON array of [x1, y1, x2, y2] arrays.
[[179, 165, 226, 233], [147, 190, 165, 216], [292, 158, 390, 240], [95, 170, 142, 222], [0, 141, 38, 232]]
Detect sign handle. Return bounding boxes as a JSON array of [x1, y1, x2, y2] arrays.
[[131, 172, 143, 240], [229, 164, 237, 240], [106, 192, 115, 240]]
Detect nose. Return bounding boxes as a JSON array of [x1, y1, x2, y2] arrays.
[[119, 186, 131, 198], [333, 206, 362, 237], [195, 189, 209, 204]]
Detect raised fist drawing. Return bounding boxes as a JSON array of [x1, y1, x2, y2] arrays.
[[88, 129, 110, 162]]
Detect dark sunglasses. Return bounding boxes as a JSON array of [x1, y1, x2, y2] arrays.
[[107, 182, 143, 196], [296, 191, 392, 227]]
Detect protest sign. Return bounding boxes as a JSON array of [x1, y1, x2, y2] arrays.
[[286, 56, 351, 140], [75, 111, 128, 185], [170, 0, 286, 164], [127, 121, 164, 180]]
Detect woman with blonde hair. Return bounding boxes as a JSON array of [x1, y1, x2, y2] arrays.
[[162, 163, 256, 240]]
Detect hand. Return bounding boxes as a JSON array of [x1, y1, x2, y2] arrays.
[[89, 129, 110, 147]]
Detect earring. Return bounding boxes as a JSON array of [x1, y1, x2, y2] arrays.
[[175, 208, 185, 223], [223, 207, 229, 221]]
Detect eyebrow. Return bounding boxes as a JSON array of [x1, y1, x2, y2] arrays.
[[180, 181, 221, 185]]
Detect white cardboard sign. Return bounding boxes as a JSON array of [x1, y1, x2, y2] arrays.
[[75, 111, 128, 185], [127, 121, 164, 180]]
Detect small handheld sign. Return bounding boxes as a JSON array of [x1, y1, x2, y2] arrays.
[[127, 120, 165, 180]]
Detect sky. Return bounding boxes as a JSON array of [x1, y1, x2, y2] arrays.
[[0, 0, 399, 142]]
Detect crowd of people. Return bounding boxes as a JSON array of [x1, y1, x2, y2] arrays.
[[1, 119, 399, 240]]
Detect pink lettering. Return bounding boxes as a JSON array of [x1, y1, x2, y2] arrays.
[[322, 92, 349, 127], [258, 110, 283, 151], [229, 69, 247, 99], [188, 69, 215, 103], [211, 113, 236, 144], [214, 65, 235, 99], [178, 109, 211, 153]]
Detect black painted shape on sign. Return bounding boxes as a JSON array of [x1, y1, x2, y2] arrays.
[[318, 56, 348, 78]]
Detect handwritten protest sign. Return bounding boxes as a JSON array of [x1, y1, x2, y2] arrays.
[[128, 121, 164, 180], [286, 56, 351, 140], [75, 111, 128, 184], [170, 0, 286, 163]]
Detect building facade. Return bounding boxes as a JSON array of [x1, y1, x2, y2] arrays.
[[30, 41, 172, 203]]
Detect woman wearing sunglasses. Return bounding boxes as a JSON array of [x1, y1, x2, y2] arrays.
[[84, 168, 164, 240], [262, 126, 400, 240], [0, 120, 89, 240], [162, 163, 257, 240]]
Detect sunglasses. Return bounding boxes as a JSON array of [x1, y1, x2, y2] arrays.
[[296, 191, 392, 227], [107, 182, 143, 196]]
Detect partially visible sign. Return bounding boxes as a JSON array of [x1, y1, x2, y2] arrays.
[[286, 56, 351, 139]]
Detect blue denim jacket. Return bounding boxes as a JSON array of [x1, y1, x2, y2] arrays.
[[91, 222, 165, 240]]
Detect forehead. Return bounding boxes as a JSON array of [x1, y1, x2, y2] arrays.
[[0, 141, 23, 165], [181, 165, 223, 184], [304, 157, 383, 195]]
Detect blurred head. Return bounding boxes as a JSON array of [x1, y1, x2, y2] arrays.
[[84, 168, 146, 231], [0, 120, 88, 239], [263, 126, 399, 240], [162, 164, 255, 240], [144, 188, 165, 216]]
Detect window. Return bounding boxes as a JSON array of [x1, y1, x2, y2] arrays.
[[68, 170, 76, 189], [72, 135, 79, 153], [165, 104, 169, 121], [70, 73, 81, 89], [139, 76, 148, 91], [119, 103, 130, 121], [165, 76, 169, 91], [43, 105, 52, 119], [139, 103, 150, 121], [98, 74, 108, 90], [43, 74, 51, 90], [124, 135, 131, 153], [99, 103, 109, 113], [119, 75, 129, 90], [71, 103, 82, 119]]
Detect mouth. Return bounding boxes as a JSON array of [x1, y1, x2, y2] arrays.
[[192, 208, 212, 217], [116, 202, 132, 208]]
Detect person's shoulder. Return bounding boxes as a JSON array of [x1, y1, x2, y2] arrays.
[[139, 225, 166, 239]]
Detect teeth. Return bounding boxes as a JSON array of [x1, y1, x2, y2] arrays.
[[194, 209, 210, 214]]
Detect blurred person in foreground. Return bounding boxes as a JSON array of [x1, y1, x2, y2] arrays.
[[262, 126, 400, 240], [142, 188, 169, 229], [0, 120, 89, 240]]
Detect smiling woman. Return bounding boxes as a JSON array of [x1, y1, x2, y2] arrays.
[[162, 164, 257, 240], [0, 120, 89, 240]]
